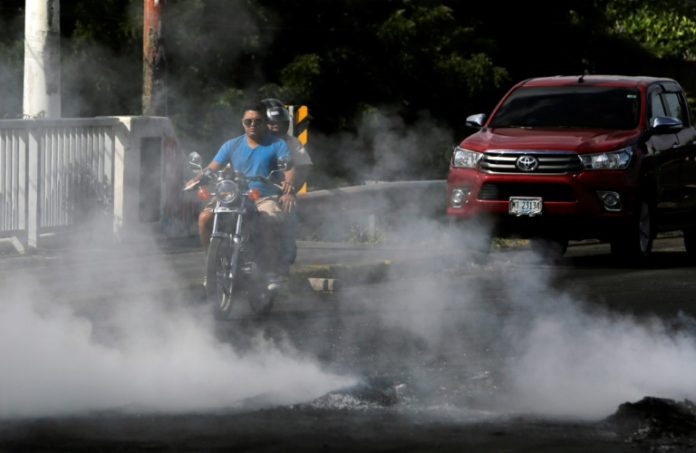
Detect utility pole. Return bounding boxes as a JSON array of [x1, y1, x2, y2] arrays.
[[23, 0, 61, 119], [142, 0, 166, 116]]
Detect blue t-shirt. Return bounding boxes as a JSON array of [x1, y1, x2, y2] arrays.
[[213, 134, 290, 197]]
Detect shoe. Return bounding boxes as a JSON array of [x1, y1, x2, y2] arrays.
[[266, 273, 283, 292]]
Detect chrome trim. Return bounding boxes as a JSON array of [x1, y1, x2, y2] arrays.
[[480, 149, 582, 174]]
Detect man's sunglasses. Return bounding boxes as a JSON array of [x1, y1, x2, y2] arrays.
[[242, 118, 265, 126]]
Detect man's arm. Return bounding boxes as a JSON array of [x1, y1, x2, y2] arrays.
[[282, 167, 297, 194], [278, 166, 297, 212], [279, 147, 297, 211], [205, 160, 224, 173]]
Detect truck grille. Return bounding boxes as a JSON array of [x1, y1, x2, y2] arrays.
[[480, 150, 583, 174], [478, 183, 576, 201]]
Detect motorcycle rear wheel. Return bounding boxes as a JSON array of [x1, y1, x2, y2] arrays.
[[206, 237, 235, 320]]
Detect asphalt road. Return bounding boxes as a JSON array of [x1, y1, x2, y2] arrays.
[[1, 236, 695, 451]]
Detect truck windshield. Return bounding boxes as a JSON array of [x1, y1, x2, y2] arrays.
[[489, 86, 641, 130]]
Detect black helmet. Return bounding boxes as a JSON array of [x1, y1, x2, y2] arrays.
[[261, 98, 291, 123]]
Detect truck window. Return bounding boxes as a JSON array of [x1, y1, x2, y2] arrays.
[[489, 86, 640, 130], [663, 92, 688, 124], [649, 92, 667, 122]]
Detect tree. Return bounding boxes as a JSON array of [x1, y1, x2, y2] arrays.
[[0, 0, 26, 118], [606, 0, 696, 61], [60, 0, 142, 117], [0, 0, 693, 182]]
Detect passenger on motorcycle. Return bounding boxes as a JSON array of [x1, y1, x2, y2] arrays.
[[186, 101, 296, 289], [261, 98, 314, 273], [260, 98, 313, 192]]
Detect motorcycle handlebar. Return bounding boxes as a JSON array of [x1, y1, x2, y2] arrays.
[[184, 170, 283, 192], [247, 174, 283, 190]]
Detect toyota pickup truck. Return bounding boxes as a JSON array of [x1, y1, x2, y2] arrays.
[[446, 75, 696, 260]]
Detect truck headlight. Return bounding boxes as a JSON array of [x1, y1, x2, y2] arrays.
[[579, 147, 632, 170], [215, 180, 240, 205], [452, 147, 483, 168]]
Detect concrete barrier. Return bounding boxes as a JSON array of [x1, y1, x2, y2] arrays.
[[295, 180, 447, 242]]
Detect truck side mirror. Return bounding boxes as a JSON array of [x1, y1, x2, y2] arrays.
[[650, 116, 683, 134], [465, 113, 487, 129]]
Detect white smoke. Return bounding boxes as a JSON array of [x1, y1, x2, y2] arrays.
[[499, 263, 696, 418], [0, 230, 353, 419], [360, 237, 696, 419], [310, 107, 453, 187], [303, 105, 696, 420]]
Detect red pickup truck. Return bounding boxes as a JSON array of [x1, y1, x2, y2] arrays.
[[446, 75, 696, 260]]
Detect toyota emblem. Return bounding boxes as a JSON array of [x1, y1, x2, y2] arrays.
[[516, 155, 539, 172]]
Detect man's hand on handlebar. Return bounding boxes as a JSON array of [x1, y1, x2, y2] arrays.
[[279, 192, 296, 212], [183, 175, 200, 192], [281, 181, 295, 195]]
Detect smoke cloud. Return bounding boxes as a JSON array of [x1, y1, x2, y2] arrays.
[[4, 0, 696, 424], [299, 107, 696, 421], [0, 229, 353, 419], [2, 104, 695, 424], [499, 264, 696, 418], [340, 223, 696, 420], [309, 107, 454, 188]]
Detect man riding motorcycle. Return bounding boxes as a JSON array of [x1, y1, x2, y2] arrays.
[[186, 101, 296, 290]]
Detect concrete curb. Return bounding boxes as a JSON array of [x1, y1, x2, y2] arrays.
[[290, 260, 392, 293]]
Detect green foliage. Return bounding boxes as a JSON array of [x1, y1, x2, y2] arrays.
[[1, 0, 695, 183], [0, 2, 29, 117], [375, 2, 509, 107], [67, 0, 140, 47], [61, 0, 142, 117], [278, 53, 322, 99], [607, 0, 696, 61], [0, 38, 22, 118]]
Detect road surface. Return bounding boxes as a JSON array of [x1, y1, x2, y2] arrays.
[[1, 236, 695, 451]]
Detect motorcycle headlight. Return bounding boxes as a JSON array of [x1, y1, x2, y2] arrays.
[[215, 180, 240, 205], [452, 147, 483, 168], [579, 147, 633, 170]]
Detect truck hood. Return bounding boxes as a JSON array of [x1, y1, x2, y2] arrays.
[[461, 128, 640, 154]]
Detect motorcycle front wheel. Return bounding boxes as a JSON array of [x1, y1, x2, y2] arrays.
[[206, 236, 235, 320]]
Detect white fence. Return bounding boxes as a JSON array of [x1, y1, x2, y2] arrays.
[[0, 116, 196, 253]]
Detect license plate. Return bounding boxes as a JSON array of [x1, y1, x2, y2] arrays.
[[509, 197, 543, 217]]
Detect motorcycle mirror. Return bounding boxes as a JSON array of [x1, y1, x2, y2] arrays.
[[188, 152, 203, 171]]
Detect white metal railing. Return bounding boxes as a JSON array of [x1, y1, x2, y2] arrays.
[[0, 116, 193, 253], [0, 127, 27, 236]]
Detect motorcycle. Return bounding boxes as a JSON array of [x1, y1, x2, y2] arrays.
[[184, 152, 289, 319]]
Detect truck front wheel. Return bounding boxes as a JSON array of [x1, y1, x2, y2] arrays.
[[683, 228, 696, 259], [610, 200, 654, 264]]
